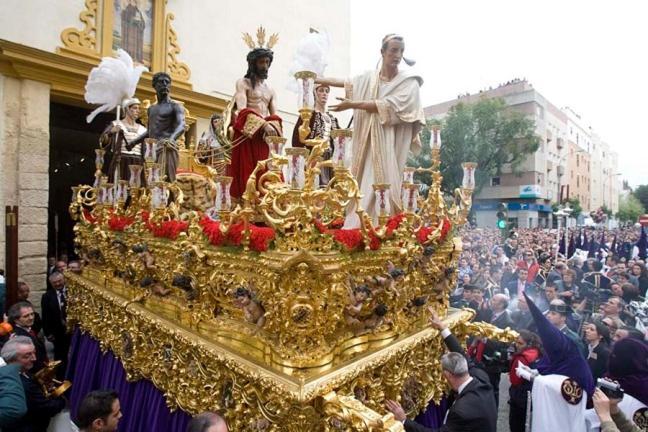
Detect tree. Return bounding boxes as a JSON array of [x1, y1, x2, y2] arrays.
[[409, 98, 540, 193], [616, 194, 646, 223], [634, 184, 648, 212], [566, 198, 583, 217]]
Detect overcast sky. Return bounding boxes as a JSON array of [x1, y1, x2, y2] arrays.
[[350, 0, 647, 188]]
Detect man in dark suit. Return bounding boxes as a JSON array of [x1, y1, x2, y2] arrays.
[[0, 336, 66, 432], [7, 301, 48, 373], [481, 294, 514, 409], [385, 311, 497, 432], [41, 272, 70, 371], [506, 268, 535, 299]]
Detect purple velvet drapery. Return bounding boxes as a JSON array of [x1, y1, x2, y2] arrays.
[[66, 328, 191, 432], [414, 397, 448, 429]]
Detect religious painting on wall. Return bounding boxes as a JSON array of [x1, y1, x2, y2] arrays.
[[112, 0, 154, 66]]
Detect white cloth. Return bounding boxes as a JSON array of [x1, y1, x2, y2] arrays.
[[47, 409, 78, 432], [344, 69, 425, 227], [584, 394, 647, 431], [114, 119, 146, 157], [457, 377, 473, 395], [531, 374, 587, 432]]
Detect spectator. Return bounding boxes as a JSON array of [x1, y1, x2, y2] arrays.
[[68, 260, 83, 274], [592, 388, 642, 432], [42, 272, 70, 369], [507, 268, 533, 298], [0, 336, 66, 432], [187, 412, 229, 432], [467, 286, 490, 322], [481, 294, 514, 409], [76, 389, 122, 432], [546, 300, 586, 355], [583, 320, 611, 380], [511, 295, 535, 331], [0, 359, 28, 429], [629, 262, 648, 296], [385, 310, 497, 432], [607, 338, 648, 406], [559, 269, 580, 302], [612, 326, 644, 343], [7, 301, 48, 372], [508, 330, 542, 432], [15, 280, 43, 334], [595, 296, 625, 322]]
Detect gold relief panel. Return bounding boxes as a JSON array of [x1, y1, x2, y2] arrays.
[[58, 0, 191, 83]]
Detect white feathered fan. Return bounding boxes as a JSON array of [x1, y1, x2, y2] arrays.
[[84, 49, 148, 123], [287, 30, 331, 92]]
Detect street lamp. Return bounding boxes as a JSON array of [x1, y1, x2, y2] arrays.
[[554, 204, 572, 261]]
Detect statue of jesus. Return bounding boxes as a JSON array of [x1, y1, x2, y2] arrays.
[[317, 34, 425, 226], [226, 45, 282, 199]]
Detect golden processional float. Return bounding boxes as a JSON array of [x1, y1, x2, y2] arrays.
[[67, 69, 515, 431]]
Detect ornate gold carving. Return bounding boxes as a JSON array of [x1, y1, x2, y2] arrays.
[[65, 115, 499, 429], [68, 269, 478, 431], [165, 13, 191, 82], [59, 0, 98, 55], [242, 113, 267, 137]]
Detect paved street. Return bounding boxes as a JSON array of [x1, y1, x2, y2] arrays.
[[497, 373, 512, 432]]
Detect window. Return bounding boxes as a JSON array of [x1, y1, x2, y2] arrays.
[[491, 177, 501, 186], [577, 176, 580, 187], [576, 155, 580, 167]]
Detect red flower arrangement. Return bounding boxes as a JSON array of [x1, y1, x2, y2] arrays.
[[367, 230, 381, 250], [332, 229, 364, 251], [227, 222, 245, 246], [313, 218, 329, 234], [416, 218, 453, 244], [199, 216, 274, 251], [82, 208, 96, 224], [385, 213, 405, 236], [439, 218, 452, 242], [329, 218, 345, 229], [149, 220, 188, 240], [249, 225, 275, 252], [199, 216, 225, 246], [107, 214, 135, 231]]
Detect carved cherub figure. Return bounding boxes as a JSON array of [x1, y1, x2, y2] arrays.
[[344, 284, 371, 327], [362, 303, 390, 330], [233, 286, 266, 331], [370, 261, 406, 298], [132, 243, 156, 270]]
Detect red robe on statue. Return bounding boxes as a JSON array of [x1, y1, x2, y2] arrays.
[[227, 108, 282, 199]]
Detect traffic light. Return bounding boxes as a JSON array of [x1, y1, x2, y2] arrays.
[[496, 203, 508, 236]]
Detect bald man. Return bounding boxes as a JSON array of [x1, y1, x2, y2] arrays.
[[187, 412, 228, 432]]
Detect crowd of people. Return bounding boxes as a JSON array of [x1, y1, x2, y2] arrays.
[[421, 225, 648, 432], [1, 225, 647, 431]]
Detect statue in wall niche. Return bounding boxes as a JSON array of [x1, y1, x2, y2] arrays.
[[233, 287, 266, 331]]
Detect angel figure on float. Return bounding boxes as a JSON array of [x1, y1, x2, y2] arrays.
[[344, 284, 371, 328], [233, 286, 266, 332]]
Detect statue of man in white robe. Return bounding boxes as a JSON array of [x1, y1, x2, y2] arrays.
[[317, 34, 425, 226]]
